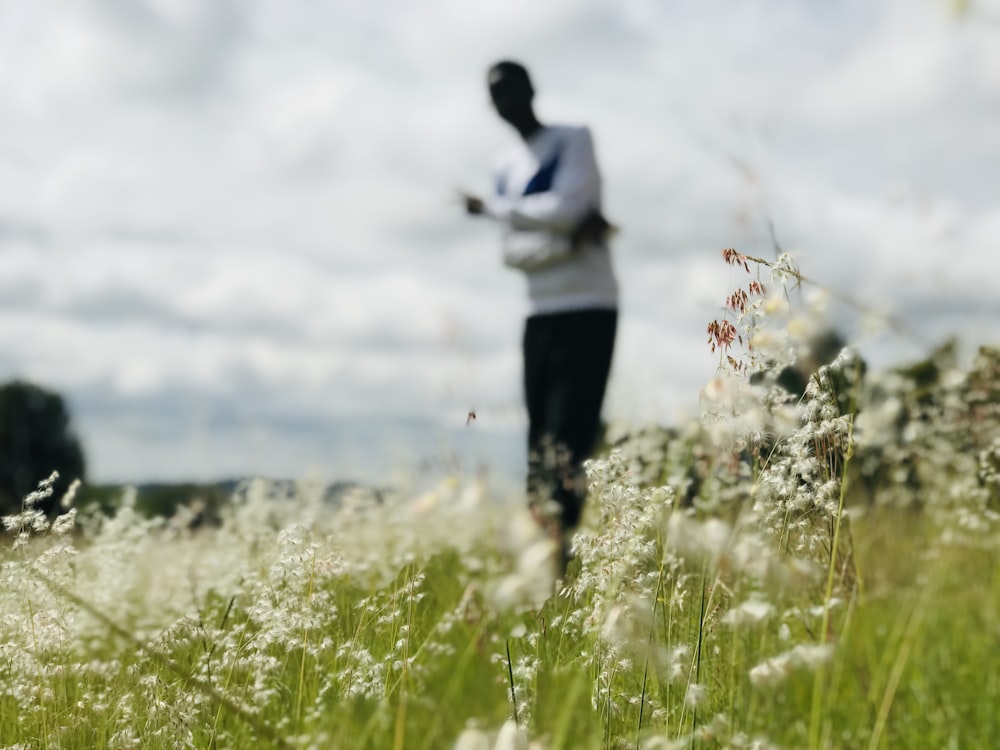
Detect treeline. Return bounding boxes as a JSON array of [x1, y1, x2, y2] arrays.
[[0, 379, 236, 522], [0, 380, 85, 516]]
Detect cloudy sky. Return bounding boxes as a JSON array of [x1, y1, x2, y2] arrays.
[[1, 0, 998, 486]]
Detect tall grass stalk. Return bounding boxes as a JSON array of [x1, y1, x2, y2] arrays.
[[296, 547, 316, 730], [27, 596, 50, 749], [506, 638, 519, 726], [809, 411, 856, 749], [635, 566, 664, 749], [808, 352, 866, 747], [26, 563, 294, 750], [867, 588, 929, 750], [689, 566, 709, 748]]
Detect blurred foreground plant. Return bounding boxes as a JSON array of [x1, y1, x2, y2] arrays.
[[2, 251, 999, 748]]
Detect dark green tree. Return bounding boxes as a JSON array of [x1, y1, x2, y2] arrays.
[[0, 380, 86, 516]]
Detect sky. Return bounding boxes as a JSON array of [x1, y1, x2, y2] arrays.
[[1, 0, 998, 487]]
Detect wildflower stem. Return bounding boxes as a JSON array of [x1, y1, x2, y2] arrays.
[[635, 647, 649, 745], [295, 548, 317, 730], [506, 639, 519, 726], [809, 411, 856, 749], [636, 565, 665, 749], [605, 664, 614, 750], [727, 620, 739, 732], [551, 668, 588, 749], [27, 596, 50, 750], [393, 676, 408, 750], [867, 590, 928, 750], [826, 588, 860, 738], [661, 567, 675, 739], [419, 617, 492, 750], [691, 566, 708, 748]]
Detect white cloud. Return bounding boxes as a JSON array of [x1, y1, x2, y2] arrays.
[[1, 0, 997, 483]]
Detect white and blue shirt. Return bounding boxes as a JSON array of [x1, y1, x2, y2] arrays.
[[486, 125, 619, 316]]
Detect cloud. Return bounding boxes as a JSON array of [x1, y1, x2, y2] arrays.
[[1, 0, 997, 483]]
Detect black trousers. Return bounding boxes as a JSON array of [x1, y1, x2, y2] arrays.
[[523, 308, 617, 530]]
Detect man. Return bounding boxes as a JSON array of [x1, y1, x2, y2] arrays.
[[463, 60, 618, 575]]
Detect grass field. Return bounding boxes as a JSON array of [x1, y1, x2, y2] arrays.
[[3, 255, 999, 749]]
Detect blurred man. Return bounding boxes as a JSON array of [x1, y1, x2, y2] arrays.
[[462, 60, 618, 575]]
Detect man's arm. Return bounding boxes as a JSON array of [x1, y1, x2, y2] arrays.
[[501, 208, 616, 271], [500, 230, 573, 271], [486, 127, 601, 233]]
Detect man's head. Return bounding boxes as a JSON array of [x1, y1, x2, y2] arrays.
[[487, 60, 536, 131]]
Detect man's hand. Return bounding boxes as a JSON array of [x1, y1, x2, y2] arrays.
[[570, 209, 616, 249], [459, 192, 486, 216]]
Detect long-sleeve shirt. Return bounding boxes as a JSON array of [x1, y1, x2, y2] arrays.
[[486, 124, 619, 316]]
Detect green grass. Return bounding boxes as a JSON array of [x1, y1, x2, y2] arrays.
[[2, 489, 997, 749], [4, 333, 1000, 748]]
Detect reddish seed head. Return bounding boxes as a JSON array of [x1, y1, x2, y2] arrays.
[[707, 319, 738, 352], [726, 289, 750, 313], [722, 248, 750, 272]]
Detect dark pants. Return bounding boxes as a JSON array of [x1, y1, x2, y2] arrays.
[[523, 308, 617, 531]]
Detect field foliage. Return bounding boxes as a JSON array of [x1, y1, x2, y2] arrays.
[[2, 253, 999, 749]]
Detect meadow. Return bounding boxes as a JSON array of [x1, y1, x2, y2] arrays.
[[2, 252, 999, 749]]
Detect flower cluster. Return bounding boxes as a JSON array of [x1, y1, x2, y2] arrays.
[[2, 252, 998, 749]]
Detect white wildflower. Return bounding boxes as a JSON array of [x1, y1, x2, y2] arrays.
[[492, 511, 557, 610], [454, 726, 491, 750], [748, 656, 791, 689], [22, 471, 59, 509], [60, 478, 81, 509], [749, 642, 835, 689], [700, 375, 768, 451], [51, 508, 78, 535], [666, 512, 732, 567], [808, 598, 842, 618], [723, 598, 774, 627], [684, 682, 708, 708], [494, 719, 528, 750]]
